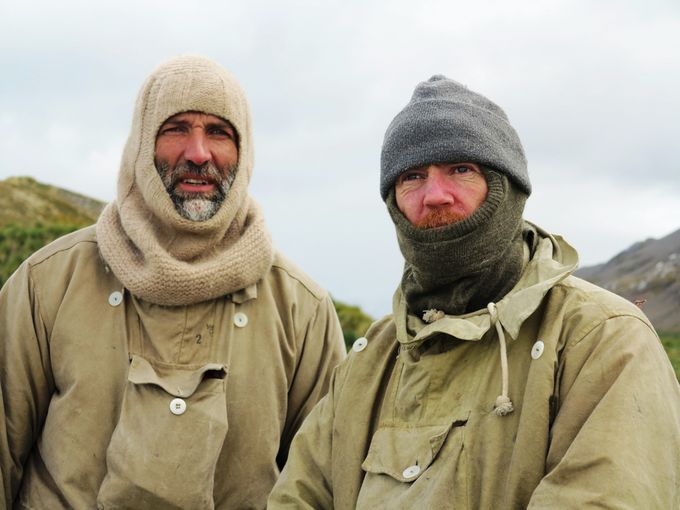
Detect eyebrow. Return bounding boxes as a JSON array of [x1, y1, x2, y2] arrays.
[[161, 116, 234, 130], [207, 119, 234, 130]]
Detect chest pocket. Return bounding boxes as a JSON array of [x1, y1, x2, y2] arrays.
[[357, 414, 469, 509], [97, 355, 228, 510]]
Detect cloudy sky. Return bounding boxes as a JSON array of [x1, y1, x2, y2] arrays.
[[2, 0, 679, 317]]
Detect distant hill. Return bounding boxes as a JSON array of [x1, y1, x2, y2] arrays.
[[0, 176, 104, 228], [577, 228, 680, 333], [0, 176, 105, 287]]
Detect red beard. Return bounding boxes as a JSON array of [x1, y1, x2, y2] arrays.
[[415, 208, 467, 229]]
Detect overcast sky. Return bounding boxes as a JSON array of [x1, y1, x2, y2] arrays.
[[2, 0, 679, 318]]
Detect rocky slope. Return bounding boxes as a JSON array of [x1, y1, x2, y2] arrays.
[[577, 228, 680, 333]]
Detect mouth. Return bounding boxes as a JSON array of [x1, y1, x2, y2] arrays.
[[175, 175, 217, 194]]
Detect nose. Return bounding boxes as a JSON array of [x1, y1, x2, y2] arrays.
[[183, 131, 211, 165], [422, 167, 454, 207]]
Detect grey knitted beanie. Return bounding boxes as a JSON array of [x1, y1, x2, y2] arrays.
[[380, 75, 530, 200]]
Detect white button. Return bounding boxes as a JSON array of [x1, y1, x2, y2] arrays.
[[169, 398, 187, 415], [108, 291, 123, 307], [402, 464, 421, 479], [352, 337, 368, 352], [234, 312, 248, 328], [531, 340, 545, 360]]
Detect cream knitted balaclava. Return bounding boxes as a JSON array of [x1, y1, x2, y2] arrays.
[[96, 55, 273, 306]]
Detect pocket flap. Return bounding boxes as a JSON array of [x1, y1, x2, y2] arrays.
[[128, 355, 227, 398], [361, 422, 457, 482]]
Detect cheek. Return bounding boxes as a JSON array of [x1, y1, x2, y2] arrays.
[[457, 181, 488, 212], [472, 184, 489, 208], [212, 142, 239, 169], [394, 189, 409, 214], [395, 192, 423, 223], [154, 140, 182, 166]]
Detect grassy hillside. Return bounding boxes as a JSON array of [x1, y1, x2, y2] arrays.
[[0, 224, 84, 287], [660, 332, 680, 380], [0, 176, 103, 228], [0, 176, 104, 287]]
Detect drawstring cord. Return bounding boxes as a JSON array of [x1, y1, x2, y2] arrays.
[[421, 304, 514, 417], [487, 302, 514, 416]]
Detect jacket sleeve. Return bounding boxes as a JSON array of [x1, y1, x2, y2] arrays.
[[276, 294, 346, 470], [0, 263, 55, 508], [268, 363, 342, 509], [528, 315, 680, 509]]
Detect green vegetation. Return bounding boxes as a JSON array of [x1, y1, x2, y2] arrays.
[[333, 299, 374, 350], [660, 332, 680, 381], [0, 224, 83, 287]]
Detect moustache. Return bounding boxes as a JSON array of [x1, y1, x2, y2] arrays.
[[415, 208, 468, 229], [161, 161, 225, 191]]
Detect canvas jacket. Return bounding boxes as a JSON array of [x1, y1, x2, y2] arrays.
[[269, 227, 680, 509], [0, 226, 346, 510]]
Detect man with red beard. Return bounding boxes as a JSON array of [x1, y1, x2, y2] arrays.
[[0, 56, 345, 509], [268, 76, 680, 508]]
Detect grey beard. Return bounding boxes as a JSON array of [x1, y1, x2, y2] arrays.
[[156, 160, 237, 222]]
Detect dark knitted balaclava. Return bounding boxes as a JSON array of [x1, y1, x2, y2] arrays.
[[381, 75, 531, 317]]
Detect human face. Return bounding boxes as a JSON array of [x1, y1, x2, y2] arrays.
[[395, 163, 488, 228], [155, 112, 239, 221]]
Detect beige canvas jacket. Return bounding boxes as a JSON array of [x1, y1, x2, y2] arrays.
[[0, 226, 346, 509], [269, 228, 680, 509]]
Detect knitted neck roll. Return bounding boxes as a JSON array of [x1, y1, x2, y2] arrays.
[[388, 170, 528, 317], [96, 55, 273, 306]]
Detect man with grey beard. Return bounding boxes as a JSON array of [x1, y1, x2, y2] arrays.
[[0, 55, 345, 509]]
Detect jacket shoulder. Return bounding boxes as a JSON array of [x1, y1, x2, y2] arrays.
[[560, 275, 651, 321], [24, 225, 99, 269], [365, 314, 397, 344], [343, 314, 397, 366], [549, 275, 657, 345], [268, 251, 329, 302]]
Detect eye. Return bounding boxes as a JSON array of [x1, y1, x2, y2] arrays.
[[158, 124, 186, 135], [399, 170, 425, 183], [452, 165, 472, 174], [207, 125, 235, 139]]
